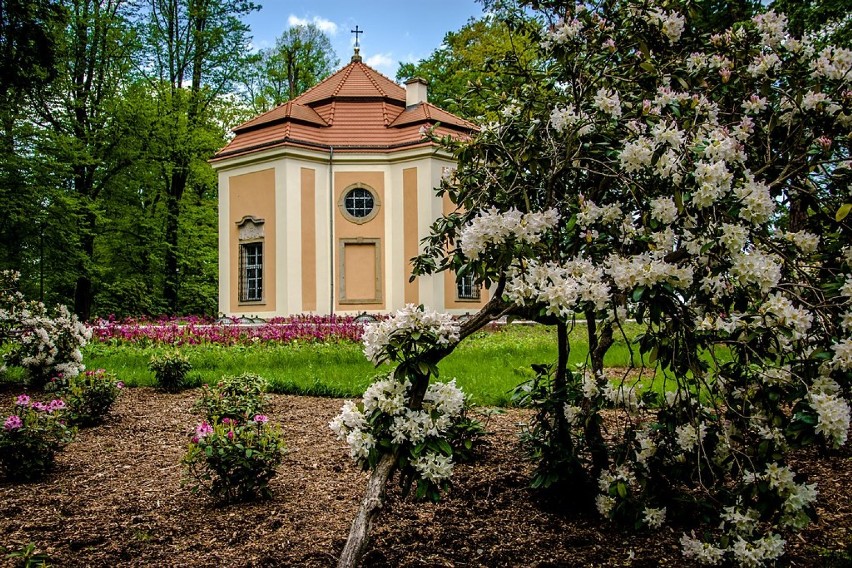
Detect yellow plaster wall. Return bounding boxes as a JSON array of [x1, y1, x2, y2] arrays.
[[403, 167, 420, 305], [334, 171, 385, 311], [300, 168, 317, 311], [441, 192, 489, 310], [229, 168, 276, 312]]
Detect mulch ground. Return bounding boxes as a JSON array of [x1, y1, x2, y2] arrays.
[[0, 387, 850, 567]]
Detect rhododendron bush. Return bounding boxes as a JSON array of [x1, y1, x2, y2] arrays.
[[1, 271, 90, 386], [338, 1, 852, 566]]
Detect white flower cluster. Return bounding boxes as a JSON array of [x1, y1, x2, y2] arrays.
[[729, 249, 782, 294], [811, 46, 852, 82], [605, 252, 694, 292], [634, 428, 657, 467], [549, 104, 594, 136], [330, 377, 467, 472], [603, 382, 642, 413], [675, 422, 707, 452], [457, 207, 559, 261], [692, 160, 733, 208], [733, 176, 775, 224], [362, 304, 460, 365], [752, 10, 787, 48], [747, 53, 781, 77], [541, 18, 584, 49], [593, 88, 622, 119], [577, 199, 623, 229], [15, 304, 91, 380], [782, 230, 819, 254], [759, 293, 813, 337], [809, 391, 851, 448], [643, 506, 666, 529], [650, 196, 678, 224], [831, 338, 852, 371], [412, 452, 454, 483], [505, 258, 611, 316], [645, 8, 686, 44], [680, 533, 726, 565]]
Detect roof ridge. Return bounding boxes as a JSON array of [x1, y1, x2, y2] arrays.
[[332, 64, 356, 98], [360, 62, 388, 97]]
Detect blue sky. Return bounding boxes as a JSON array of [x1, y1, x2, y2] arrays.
[[243, 0, 487, 79]]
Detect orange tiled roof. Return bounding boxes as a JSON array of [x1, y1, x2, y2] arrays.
[[213, 60, 476, 161]]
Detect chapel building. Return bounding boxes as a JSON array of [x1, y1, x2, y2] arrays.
[[211, 47, 486, 318]]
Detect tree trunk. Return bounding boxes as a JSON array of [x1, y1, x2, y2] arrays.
[[163, 182, 183, 313], [554, 321, 574, 453], [337, 292, 511, 567], [583, 310, 611, 476], [337, 453, 396, 568]]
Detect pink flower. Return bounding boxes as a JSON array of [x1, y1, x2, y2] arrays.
[[15, 394, 30, 407], [226, 430, 234, 440], [195, 421, 213, 439], [116, 381, 124, 389], [253, 414, 269, 424], [48, 400, 66, 412], [4, 415, 22, 431], [32, 402, 48, 412]]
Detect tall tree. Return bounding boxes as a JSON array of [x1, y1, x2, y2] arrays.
[[25, 0, 139, 319], [140, 0, 257, 313], [0, 0, 66, 297], [395, 14, 538, 121], [243, 23, 338, 114]]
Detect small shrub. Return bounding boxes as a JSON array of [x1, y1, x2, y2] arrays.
[[0, 394, 75, 481], [193, 373, 269, 422], [148, 351, 192, 392], [51, 369, 123, 426], [182, 414, 286, 502]]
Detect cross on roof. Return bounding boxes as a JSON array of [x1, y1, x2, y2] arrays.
[[351, 25, 363, 49]]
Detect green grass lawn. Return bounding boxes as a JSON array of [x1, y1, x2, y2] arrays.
[[78, 322, 649, 406]]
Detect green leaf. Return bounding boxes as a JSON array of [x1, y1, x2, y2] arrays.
[[836, 203, 852, 222]]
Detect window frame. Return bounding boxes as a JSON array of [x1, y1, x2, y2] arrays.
[[455, 273, 481, 302], [239, 241, 264, 304], [338, 184, 381, 225]]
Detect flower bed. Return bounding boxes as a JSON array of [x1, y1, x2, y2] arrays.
[[89, 314, 367, 346]]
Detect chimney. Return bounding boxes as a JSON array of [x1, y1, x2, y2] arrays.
[[405, 77, 428, 107]]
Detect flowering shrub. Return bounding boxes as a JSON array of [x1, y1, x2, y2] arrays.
[[1, 271, 91, 387], [182, 413, 286, 502], [332, 305, 483, 501], [90, 314, 366, 346], [49, 369, 122, 426], [361, 304, 459, 366], [193, 373, 269, 422], [148, 351, 192, 392], [0, 394, 75, 481], [331, 375, 473, 501], [392, 1, 852, 565]]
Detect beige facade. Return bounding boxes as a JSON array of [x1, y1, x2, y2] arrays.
[[212, 58, 484, 318], [213, 147, 488, 317]]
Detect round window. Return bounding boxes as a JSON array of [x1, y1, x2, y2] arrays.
[[340, 186, 380, 224], [344, 188, 374, 218]]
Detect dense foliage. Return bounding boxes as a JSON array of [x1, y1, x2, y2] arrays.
[[342, 1, 852, 565], [0, 1, 338, 320], [0, 394, 76, 481], [185, 373, 285, 502]]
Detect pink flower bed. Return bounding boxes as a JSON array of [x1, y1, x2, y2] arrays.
[[89, 314, 369, 346]]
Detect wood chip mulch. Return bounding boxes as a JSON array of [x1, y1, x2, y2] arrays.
[[0, 387, 850, 567]]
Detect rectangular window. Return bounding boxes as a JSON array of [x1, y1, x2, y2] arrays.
[[456, 274, 480, 301], [240, 242, 263, 302]]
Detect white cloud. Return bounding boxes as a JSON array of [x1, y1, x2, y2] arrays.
[[287, 14, 338, 35], [366, 52, 395, 72]]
